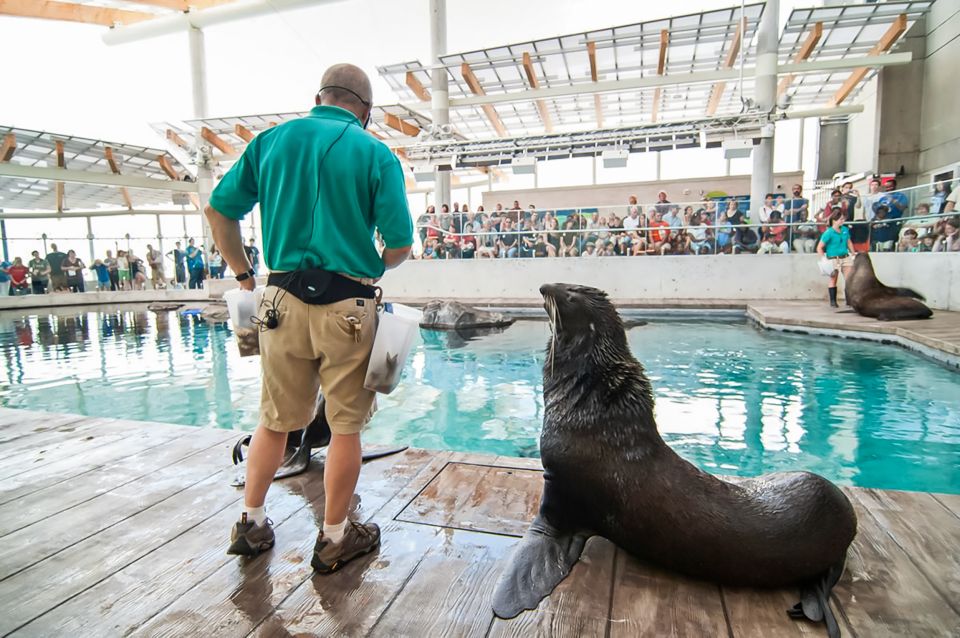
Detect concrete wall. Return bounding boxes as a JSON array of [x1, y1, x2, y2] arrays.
[[878, 19, 927, 184], [482, 172, 804, 210], [918, 0, 960, 177], [379, 253, 960, 311], [817, 122, 848, 181], [846, 76, 881, 175]]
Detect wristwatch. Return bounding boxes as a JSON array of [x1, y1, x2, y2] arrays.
[[235, 269, 256, 282]]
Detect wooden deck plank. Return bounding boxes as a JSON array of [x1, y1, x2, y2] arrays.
[[489, 537, 616, 638], [0, 424, 186, 506], [0, 438, 234, 580], [932, 493, 960, 519], [247, 452, 455, 637], [723, 584, 849, 637], [0, 419, 144, 479], [832, 488, 960, 637], [367, 529, 514, 638], [0, 416, 118, 456], [492, 455, 543, 470], [397, 462, 542, 537], [251, 521, 442, 638], [125, 448, 439, 638], [0, 411, 89, 444], [609, 552, 730, 638], [0, 470, 241, 636], [850, 489, 960, 614], [0, 428, 237, 537], [13, 479, 307, 637]]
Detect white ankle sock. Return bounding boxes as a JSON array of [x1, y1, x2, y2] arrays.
[[323, 519, 348, 544], [242, 505, 267, 526]]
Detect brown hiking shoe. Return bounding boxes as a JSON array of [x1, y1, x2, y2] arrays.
[[311, 521, 381, 574], [227, 515, 275, 556]]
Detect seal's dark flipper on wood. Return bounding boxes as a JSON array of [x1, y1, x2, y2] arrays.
[[787, 555, 846, 638], [491, 516, 589, 619], [230, 396, 406, 487]]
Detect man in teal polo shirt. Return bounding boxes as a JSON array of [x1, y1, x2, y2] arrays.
[[205, 63, 413, 571]]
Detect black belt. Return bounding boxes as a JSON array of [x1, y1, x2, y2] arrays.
[[267, 268, 375, 305]]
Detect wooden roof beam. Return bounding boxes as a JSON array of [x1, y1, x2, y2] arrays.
[[165, 129, 190, 150], [123, 0, 237, 9], [200, 127, 237, 155], [405, 71, 431, 102], [0, 0, 154, 26], [460, 62, 507, 137], [706, 17, 745, 116], [522, 51, 554, 133], [105, 147, 133, 210], [778, 22, 823, 97], [383, 113, 421, 137], [651, 29, 669, 123], [0, 133, 15, 162], [157, 155, 180, 180], [234, 124, 255, 143], [55, 141, 65, 213], [586, 41, 603, 128], [830, 14, 907, 106]]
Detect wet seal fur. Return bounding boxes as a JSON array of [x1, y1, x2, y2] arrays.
[[845, 253, 933, 321], [492, 283, 858, 638], [419, 300, 515, 330]]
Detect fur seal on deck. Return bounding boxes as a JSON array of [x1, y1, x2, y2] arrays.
[[845, 253, 933, 321], [492, 283, 857, 638]]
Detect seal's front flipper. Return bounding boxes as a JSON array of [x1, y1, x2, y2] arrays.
[[787, 555, 845, 638], [491, 516, 589, 619]]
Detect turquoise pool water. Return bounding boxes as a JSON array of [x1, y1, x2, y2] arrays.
[[1, 307, 958, 494]]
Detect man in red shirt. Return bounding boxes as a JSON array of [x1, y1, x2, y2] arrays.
[[649, 210, 672, 255]]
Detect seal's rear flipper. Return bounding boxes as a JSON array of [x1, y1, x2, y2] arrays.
[[787, 555, 846, 638], [890, 287, 925, 301], [491, 516, 589, 619]]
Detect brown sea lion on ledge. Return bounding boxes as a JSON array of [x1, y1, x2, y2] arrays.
[[492, 283, 858, 638], [845, 253, 933, 321]]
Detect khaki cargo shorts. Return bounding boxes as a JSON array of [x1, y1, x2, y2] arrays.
[[258, 286, 377, 435], [831, 254, 854, 269]]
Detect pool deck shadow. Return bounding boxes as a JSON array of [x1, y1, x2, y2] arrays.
[[0, 407, 957, 637]]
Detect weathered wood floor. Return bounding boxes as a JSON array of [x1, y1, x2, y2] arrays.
[[0, 408, 957, 637]]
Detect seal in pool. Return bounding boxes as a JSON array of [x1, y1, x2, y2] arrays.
[[491, 283, 858, 638], [419, 300, 514, 330], [845, 252, 933, 321]]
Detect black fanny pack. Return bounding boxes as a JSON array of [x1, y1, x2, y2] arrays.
[[267, 268, 376, 305]]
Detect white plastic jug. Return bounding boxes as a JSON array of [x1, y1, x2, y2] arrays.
[[364, 303, 421, 394]]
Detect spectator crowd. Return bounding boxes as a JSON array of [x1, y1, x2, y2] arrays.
[[413, 178, 959, 260], [0, 237, 262, 296]]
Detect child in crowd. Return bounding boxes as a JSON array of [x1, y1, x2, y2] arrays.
[[933, 218, 960, 252], [898, 229, 919, 252], [116, 251, 131, 291], [92, 259, 111, 291], [870, 205, 898, 252], [758, 211, 790, 254], [919, 234, 937, 252]]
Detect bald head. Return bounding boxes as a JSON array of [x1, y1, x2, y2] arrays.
[[318, 63, 373, 121]]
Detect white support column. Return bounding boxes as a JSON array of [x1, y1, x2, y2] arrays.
[[430, 0, 450, 209], [592, 156, 597, 185], [86, 216, 95, 264], [750, 0, 779, 214], [655, 151, 661, 180], [189, 25, 216, 265], [156, 214, 164, 266]]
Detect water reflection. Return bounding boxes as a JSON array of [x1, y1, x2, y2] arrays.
[[0, 309, 957, 493]]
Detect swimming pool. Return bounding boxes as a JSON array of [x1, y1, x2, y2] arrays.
[[1, 306, 958, 494]]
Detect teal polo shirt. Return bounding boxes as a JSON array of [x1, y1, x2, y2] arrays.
[[208, 105, 413, 279], [819, 226, 851, 258]]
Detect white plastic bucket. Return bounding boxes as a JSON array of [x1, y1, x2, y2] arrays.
[[364, 303, 422, 394], [817, 257, 836, 277], [224, 287, 264, 357]]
